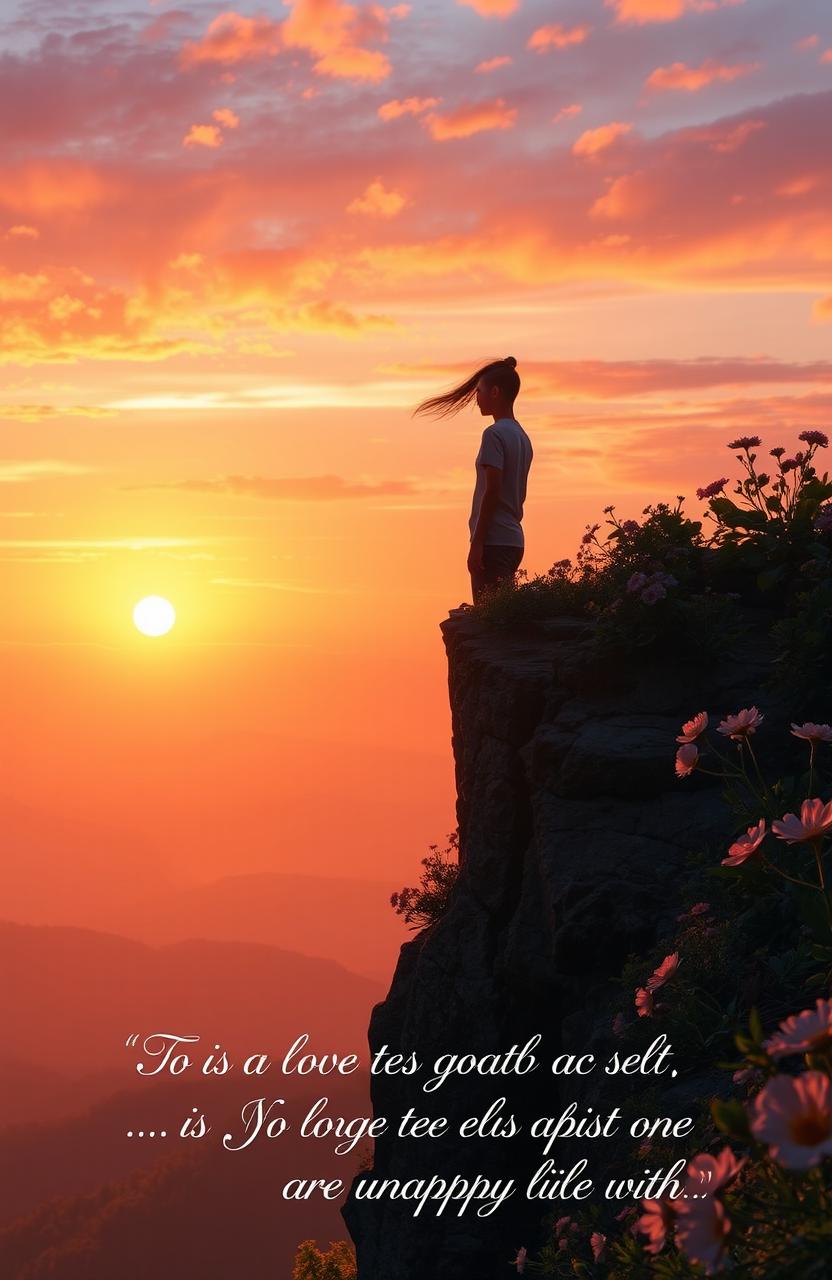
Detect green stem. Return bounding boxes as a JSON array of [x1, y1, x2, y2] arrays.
[[760, 854, 819, 893], [810, 840, 832, 929], [742, 737, 778, 811]]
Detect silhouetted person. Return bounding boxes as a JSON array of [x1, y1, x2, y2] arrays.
[[414, 357, 532, 604]]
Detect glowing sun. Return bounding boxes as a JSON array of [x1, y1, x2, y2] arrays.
[[133, 595, 176, 637]]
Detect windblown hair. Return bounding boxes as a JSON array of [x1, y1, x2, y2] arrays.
[[412, 356, 519, 420]]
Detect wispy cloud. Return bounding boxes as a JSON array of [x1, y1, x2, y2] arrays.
[[0, 459, 94, 483], [527, 24, 591, 52], [425, 98, 518, 140], [138, 475, 419, 501], [606, 0, 744, 25], [210, 576, 349, 594], [0, 404, 114, 422], [646, 59, 760, 93]]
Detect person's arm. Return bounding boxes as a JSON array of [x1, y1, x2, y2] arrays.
[[467, 465, 502, 574]]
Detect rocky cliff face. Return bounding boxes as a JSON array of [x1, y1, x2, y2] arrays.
[[344, 612, 783, 1279]]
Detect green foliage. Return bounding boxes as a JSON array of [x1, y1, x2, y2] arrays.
[[702, 433, 832, 599], [390, 831, 460, 930], [769, 571, 832, 716]]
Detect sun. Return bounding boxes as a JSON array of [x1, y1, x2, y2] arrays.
[[133, 595, 176, 637]]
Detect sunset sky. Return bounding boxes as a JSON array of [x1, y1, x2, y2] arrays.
[[2, 0, 831, 931]]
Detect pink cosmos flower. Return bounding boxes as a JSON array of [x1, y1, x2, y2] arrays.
[[635, 986, 654, 1017], [647, 951, 680, 992], [675, 1196, 731, 1276], [771, 797, 832, 843], [751, 1071, 832, 1170], [675, 744, 699, 778], [554, 1216, 571, 1236], [641, 583, 666, 605], [590, 1232, 606, 1261], [696, 478, 729, 500], [673, 1148, 744, 1275], [514, 1245, 527, 1273], [799, 429, 829, 448], [763, 999, 832, 1058], [677, 711, 708, 744], [728, 436, 762, 450], [688, 901, 711, 916], [636, 1198, 674, 1255], [627, 571, 648, 592], [781, 458, 798, 472], [717, 707, 764, 739], [722, 819, 766, 867], [790, 721, 832, 743], [733, 1066, 763, 1088]]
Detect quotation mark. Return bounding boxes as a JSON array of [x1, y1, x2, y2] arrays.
[[684, 1169, 713, 1199], [125, 1033, 140, 1049]]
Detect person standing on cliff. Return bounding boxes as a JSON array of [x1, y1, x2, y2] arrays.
[[414, 356, 533, 604]]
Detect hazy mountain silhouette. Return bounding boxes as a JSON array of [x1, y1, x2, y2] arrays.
[[1, 921, 381, 1077], [0, 1066, 371, 1228], [0, 1071, 370, 1277], [105, 871, 407, 979]]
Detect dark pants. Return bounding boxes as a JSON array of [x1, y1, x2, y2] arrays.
[[471, 544, 524, 604]]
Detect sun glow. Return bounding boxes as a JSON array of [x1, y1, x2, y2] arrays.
[[133, 596, 176, 637]]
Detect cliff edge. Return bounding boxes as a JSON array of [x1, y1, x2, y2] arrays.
[[344, 611, 783, 1279]]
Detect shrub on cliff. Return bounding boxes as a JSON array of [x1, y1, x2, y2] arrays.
[[473, 432, 832, 666], [390, 832, 460, 930], [292, 1239, 356, 1280]]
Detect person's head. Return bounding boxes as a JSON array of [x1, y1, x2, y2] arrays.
[[413, 356, 520, 421]]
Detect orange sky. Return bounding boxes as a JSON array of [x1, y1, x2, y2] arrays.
[[2, 0, 831, 936]]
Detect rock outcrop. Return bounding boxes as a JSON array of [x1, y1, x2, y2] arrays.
[[344, 611, 785, 1279]]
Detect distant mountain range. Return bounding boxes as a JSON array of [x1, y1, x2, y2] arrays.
[[108, 871, 409, 979], [1, 919, 383, 1081], [0, 1071, 370, 1277]]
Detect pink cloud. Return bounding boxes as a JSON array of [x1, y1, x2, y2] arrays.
[[474, 55, 513, 73], [591, 170, 655, 218], [425, 98, 518, 140], [823, 49, 832, 64], [683, 119, 766, 152], [814, 296, 832, 323], [646, 58, 760, 92], [528, 24, 591, 52], [456, 0, 519, 17], [346, 179, 407, 217], [573, 121, 632, 156], [181, 1, 393, 81], [796, 35, 819, 51], [183, 124, 223, 148], [0, 163, 120, 215], [553, 103, 582, 123], [6, 225, 40, 240], [777, 175, 821, 198], [213, 108, 240, 129], [606, 0, 743, 24], [281, 0, 392, 81], [378, 96, 439, 120], [180, 12, 282, 67], [149, 474, 417, 499]]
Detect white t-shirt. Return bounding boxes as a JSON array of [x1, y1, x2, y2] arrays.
[[468, 417, 533, 547]]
